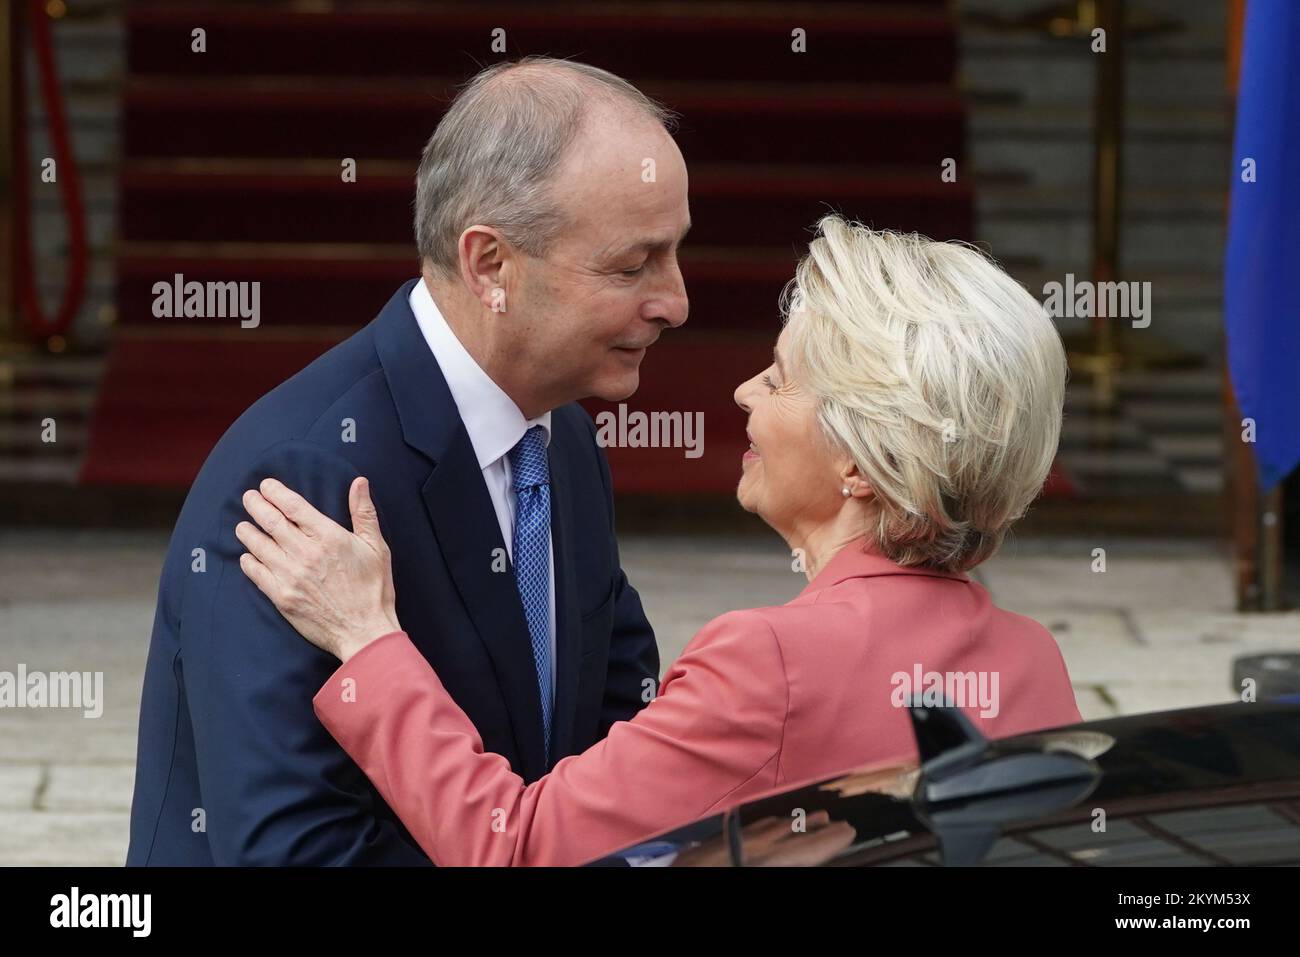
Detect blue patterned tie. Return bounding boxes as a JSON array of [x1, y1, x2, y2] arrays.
[[508, 425, 554, 759]]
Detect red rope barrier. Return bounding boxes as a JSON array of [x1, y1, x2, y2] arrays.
[[13, 0, 89, 344]]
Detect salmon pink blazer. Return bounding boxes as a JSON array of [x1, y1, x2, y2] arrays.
[[313, 539, 1081, 866]]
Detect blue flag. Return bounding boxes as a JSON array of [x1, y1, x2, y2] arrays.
[[1225, 0, 1300, 490]]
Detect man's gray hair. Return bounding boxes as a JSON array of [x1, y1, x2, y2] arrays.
[[414, 57, 678, 277]]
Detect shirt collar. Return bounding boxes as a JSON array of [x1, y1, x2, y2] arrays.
[[409, 278, 551, 470], [797, 537, 971, 600]]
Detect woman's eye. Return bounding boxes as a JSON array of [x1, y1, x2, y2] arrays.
[[762, 374, 778, 392]]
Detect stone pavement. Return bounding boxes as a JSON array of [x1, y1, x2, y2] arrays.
[[2, 529, 1297, 865]]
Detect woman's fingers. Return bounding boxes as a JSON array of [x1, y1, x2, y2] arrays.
[[242, 488, 309, 553], [235, 476, 400, 662], [757, 821, 856, 867], [258, 478, 331, 539], [803, 809, 832, 830], [235, 519, 285, 571], [348, 477, 388, 554], [238, 552, 280, 603]]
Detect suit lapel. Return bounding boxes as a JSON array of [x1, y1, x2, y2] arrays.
[[546, 432, 582, 767], [372, 281, 547, 781]]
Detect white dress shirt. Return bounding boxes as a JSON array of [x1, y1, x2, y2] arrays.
[[408, 278, 557, 696]]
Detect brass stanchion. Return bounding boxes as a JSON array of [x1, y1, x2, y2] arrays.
[[1, 0, 31, 400], [1081, 0, 1125, 410], [969, 0, 1184, 412], [1, 0, 16, 349]]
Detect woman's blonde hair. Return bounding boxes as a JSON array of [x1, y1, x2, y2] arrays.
[[784, 215, 1066, 572]]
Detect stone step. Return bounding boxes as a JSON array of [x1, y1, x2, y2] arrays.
[[962, 36, 1228, 106], [0, 355, 104, 387], [970, 99, 1228, 138], [962, 0, 1230, 30], [1149, 433, 1224, 465], [0, 421, 89, 450], [978, 213, 1224, 272], [962, 20, 1227, 55], [970, 133, 1229, 188], [0, 459, 82, 485], [1125, 399, 1223, 432], [979, 183, 1223, 216], [1112, 368, 1223, 398], [22, 15, 125, 88], [1014, 268, 1222, 299], [1041, 310, 1221, 358], [0, 388, 98, 417]]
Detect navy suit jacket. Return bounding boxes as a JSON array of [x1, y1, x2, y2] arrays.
[[127, 280, 659, 865]]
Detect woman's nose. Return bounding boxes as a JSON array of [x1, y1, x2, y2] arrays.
[[734, 376, 754, 413]]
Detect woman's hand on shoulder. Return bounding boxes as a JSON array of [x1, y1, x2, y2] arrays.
[[236, 476, 401, 662]]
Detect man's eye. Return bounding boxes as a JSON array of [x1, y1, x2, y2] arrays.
[[620, 264, 646, 277]]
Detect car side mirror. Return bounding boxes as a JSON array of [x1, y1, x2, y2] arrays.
[[908, 704, 1101, 866]]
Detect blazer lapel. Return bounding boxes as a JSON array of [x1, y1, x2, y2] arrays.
[[545, 436, 582, 768], [372, 281, 547, 781]]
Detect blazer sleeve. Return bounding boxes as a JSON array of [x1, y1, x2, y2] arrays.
[[313, 610, 790, 866], [590, 418, 660, 733], [182, 440, 431, 865]]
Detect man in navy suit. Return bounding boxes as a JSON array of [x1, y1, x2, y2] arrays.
[[127, 57, 691, 864]]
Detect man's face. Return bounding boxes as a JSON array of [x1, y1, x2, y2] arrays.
[[506, 110, 691, 407]]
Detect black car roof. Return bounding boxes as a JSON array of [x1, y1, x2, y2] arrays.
[[592, 699, 1300, 867]]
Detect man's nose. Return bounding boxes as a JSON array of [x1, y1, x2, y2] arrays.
[[651, 263, 689, 328]]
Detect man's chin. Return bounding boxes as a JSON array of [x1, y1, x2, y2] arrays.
[[591, 369, 641, 403]]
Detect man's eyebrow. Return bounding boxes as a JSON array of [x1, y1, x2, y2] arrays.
[[608, 222, 692, 259]]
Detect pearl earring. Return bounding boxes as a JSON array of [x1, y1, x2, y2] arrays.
[[841, 487, 851, 498]]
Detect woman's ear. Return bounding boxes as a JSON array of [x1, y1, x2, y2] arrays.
[[838, 460, 874, 500]]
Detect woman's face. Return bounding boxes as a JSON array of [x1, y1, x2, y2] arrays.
[[733, 323, 845, 540]]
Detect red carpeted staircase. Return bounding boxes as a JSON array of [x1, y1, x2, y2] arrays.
[[83, 0, 1024, 496]]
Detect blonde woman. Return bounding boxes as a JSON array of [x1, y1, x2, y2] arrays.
[[235, 216, 1081, 866]]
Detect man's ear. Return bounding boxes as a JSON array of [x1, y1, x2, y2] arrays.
[[457, 224, 511, 311]]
